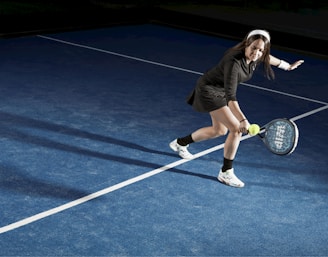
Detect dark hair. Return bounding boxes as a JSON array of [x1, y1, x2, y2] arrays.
[[227, 33, 275, 80]]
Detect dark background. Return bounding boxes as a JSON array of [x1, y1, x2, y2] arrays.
[[0, 1, 327, 57]]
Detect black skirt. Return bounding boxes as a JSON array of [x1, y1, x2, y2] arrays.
[[186, 82, 227, 113]]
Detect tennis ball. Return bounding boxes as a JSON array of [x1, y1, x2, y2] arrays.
[[248, 124, 260, 135]]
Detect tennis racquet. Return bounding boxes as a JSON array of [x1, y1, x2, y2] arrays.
[[255, 118, 299, 155]]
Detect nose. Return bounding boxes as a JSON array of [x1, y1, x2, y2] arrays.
[[254, 49, 261, 55]]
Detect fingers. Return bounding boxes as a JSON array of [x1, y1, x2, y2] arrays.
[[239, 122, 250, 134], [240, 127, 248, 134], [289, 60, 304, 70]]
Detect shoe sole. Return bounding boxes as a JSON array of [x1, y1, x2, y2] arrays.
[[217, 176, 244, 188]]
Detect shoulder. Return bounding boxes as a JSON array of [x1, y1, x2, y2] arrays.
[[223, 50, 244, 64], [221, 50, 244, 70]]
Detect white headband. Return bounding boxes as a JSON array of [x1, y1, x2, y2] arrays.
[[247, 29, 270, 42]]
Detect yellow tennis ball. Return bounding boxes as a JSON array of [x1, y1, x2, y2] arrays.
[[248, 124, 260, 135]]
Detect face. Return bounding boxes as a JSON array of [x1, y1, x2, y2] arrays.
[[245, 39, 265, 63]]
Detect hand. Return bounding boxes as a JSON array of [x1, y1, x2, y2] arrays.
[[239, 120, 250, 134], [288, 60, 304, 70]]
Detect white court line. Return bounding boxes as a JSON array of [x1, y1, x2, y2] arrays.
[[1, 35, 326, 234], [0, 158, 189, 234], [291, 105, 328, 122], [37, 35, 202, 76], [37, 35, 327, 105], [1, 106, 327, 234], [241, 82, 327, 105]]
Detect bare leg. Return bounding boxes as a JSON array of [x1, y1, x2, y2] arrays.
[[206, 107, 241, 160], [191, 111, 228, 142], [172, 106, 242, 164], [209, 107, 244, 187]]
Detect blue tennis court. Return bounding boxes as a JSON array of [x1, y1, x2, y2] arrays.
[[0, 23, 327, 256]]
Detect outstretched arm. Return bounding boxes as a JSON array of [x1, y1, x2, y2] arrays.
[[269, 55, 304, 71]]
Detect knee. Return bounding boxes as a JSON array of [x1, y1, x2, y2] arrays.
[[228, 124, 242, 137], [214, 127, 228, 137], [218, 127, 229, 136]]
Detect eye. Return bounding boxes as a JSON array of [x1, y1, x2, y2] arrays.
[[253, 47, 264, 52]]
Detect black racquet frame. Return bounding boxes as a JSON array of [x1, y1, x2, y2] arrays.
[[257, 118, 299, 155]]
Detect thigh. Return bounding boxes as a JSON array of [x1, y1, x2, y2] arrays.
[[210, 106, 239, 131]]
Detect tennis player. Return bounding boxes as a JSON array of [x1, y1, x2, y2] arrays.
[[170, 29, 304, 188]]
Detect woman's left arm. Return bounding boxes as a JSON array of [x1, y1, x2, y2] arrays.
[[269, 55, 304, 71]]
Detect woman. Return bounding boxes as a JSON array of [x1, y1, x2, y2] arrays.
[[169, 29, 304, 188]]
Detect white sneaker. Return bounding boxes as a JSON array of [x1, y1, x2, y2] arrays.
[[217, 168, 244, 188], [169, 139, 194, 159]]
